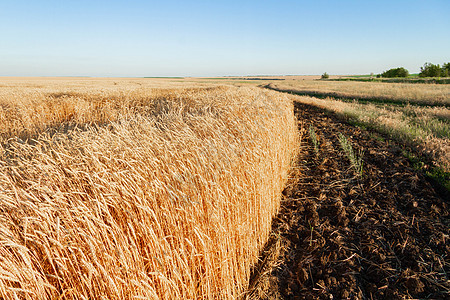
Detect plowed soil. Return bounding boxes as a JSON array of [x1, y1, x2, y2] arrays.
[[247, 102, 449, 299]]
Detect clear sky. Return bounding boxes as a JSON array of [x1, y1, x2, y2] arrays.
[[0, 0, 449, 77]]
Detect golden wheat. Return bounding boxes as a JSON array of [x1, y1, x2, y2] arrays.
[[0, 80, 299, 299]]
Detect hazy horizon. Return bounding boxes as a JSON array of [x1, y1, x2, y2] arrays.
[[1, 0, 449, 77]]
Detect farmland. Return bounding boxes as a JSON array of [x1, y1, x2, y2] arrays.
[[0, 77, 449, 299], [264, 79, 449, 106], [246, 78, 449, 299], [0, 78, 299, 299], [261, 79, 450, 186], [247, 102, 448, 299]]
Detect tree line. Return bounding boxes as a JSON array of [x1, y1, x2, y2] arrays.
[[380, 62, 450, 78]]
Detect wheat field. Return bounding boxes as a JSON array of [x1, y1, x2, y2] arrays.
[[0, 79, 299, 299]]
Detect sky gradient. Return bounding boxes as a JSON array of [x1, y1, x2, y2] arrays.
[[1, 0, 449, 77]]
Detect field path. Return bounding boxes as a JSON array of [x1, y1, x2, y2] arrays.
[[247, 102, 449, 299]]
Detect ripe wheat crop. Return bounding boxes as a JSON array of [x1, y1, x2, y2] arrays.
[[0, 80, 299, 299]]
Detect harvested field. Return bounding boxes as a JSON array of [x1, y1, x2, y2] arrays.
[[261, 81, 450, 191], [273, 93, 450, 174], [247, 102, 449, 299], [265, 80, 450, 106]]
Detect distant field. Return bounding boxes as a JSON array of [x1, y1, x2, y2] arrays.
[[256, 77, 449, 188], [263, 79, 450, 106], [328, 77, 450, 84], [0, 78, 299, 299]]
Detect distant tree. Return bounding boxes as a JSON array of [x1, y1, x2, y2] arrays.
[[442, 62, 450, 77], [321, 72, 329, 79], [381, 67, 409, 78], [419, 62, 441, 77], [376, 74, 381, 78]]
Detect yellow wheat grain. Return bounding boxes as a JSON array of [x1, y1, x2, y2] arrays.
[[0, 80, 299, 299]]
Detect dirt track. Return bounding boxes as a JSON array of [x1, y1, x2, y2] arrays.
[[248, 102, 449, 299]]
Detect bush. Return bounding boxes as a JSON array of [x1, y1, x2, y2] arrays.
[[381, 67, 409, 78], [321, 72, 329, 79], [419, 62, 442, 77]]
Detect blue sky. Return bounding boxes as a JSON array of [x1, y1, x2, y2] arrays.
[[0, 0, 449, 77]]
